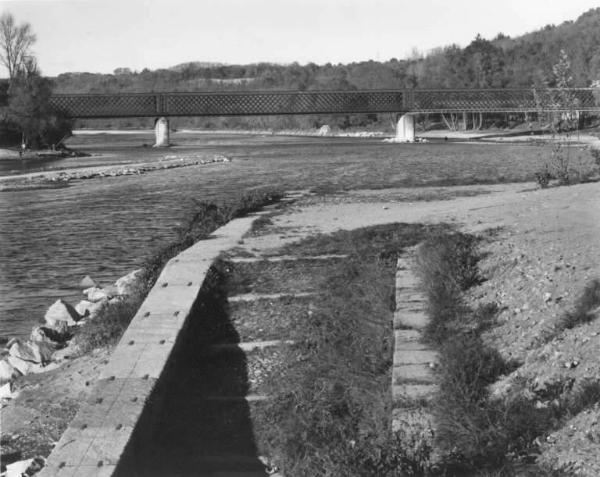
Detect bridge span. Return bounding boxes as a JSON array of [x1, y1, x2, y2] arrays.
[[49, 88, 600, 144]]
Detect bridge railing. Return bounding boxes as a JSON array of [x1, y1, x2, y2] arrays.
[[41, 87, 600, 118]]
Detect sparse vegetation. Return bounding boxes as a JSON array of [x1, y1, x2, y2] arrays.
[[417, 233, 600, 474]]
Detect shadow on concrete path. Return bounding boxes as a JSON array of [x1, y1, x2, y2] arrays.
[[115, 269, 267, 476]]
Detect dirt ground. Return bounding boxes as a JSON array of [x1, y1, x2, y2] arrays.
[[2, 179, 599, 473]]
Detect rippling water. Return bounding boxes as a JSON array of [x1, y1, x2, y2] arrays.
[[0, 131, 548, 339]]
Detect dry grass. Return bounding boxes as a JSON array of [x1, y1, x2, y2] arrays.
[[416, 233, 600, 474]]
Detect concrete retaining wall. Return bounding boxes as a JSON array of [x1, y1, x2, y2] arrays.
[[38, 213, 269, 477]]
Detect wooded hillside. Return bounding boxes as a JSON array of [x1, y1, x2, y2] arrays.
[[51, 8, 600, 130]]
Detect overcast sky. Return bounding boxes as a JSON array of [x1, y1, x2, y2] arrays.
[[0, 0, 598, 77]]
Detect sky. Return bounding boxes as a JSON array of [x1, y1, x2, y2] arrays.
[[0, 0, 598, 77]]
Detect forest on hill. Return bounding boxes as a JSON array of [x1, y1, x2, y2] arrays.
[[52, 7, 600, 131]]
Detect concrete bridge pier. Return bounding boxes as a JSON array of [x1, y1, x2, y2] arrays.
[[154, 117, 170, 147], [395, 114, 415, 142]]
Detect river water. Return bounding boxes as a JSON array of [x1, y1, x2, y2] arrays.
[[0, 131, 549, 339], [0, 131, 401, 339]]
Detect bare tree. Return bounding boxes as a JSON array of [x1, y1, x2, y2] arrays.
[[0, 12, 36, 80]]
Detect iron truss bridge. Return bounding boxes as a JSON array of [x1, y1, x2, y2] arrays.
[[48, 88, 600, 118]]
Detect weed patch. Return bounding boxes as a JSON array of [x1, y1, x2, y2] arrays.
[[417, 233, 600, 473]]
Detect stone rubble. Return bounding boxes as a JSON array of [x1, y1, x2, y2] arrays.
[[0, 268, 145, 409]]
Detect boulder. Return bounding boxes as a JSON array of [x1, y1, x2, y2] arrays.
[[79, 275, 97, 288], [0, 381, 13, 399], [0, 359, 20, 385], [8, 339, 54, 364], [75, 298, 108, 319], [114, 269, 145, 296], [83, 286, 114, 302], [6, 459, 33, 477], [7, 355, 33, 375], [44, 299, 82, 327]]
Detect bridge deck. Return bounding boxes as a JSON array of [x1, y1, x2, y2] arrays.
[[48, 88, 600, 118]]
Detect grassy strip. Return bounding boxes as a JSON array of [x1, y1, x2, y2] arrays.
[[73, 187, 283, 352], [417, 233, 600, 475], [243, 223, 442, 475]]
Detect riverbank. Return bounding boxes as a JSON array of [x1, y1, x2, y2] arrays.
[[2, 179, 600, 474], [0, 187, 285, 475]]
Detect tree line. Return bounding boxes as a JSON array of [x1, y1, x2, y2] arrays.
[[1, 8, 600, 140]]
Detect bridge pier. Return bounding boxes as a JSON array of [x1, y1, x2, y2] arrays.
[[154, 117, 170, 147], [395, 114, 415, 142]]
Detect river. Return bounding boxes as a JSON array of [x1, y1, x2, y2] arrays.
[[0, 130, 549, 339]]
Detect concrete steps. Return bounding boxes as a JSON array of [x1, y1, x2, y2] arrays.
[[229, 254, 348, 263], [228, 292, 315, 303], [191, 244, 339, 476]]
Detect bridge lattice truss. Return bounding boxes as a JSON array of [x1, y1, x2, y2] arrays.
[[49, 88, 600, 118]]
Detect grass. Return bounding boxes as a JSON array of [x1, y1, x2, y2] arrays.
[[416, 233, 600, 474], [71, 187, 283, 351], [223, 223, 444, 476]]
